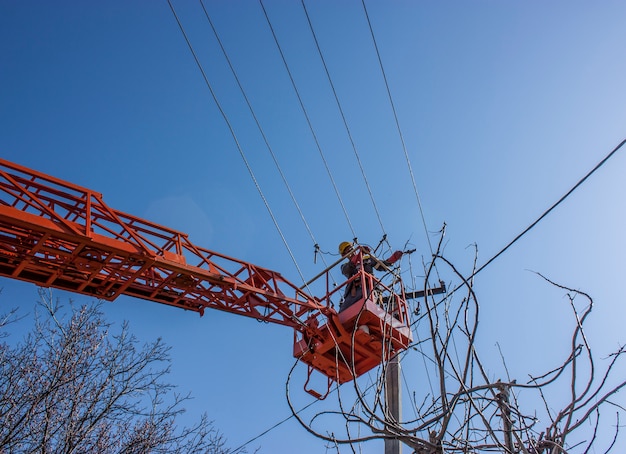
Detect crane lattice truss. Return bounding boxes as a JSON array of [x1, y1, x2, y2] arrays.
[[0, 158, 412, 396]]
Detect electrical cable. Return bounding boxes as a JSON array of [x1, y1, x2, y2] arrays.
[[300, 0, 387, 237], [231, 399, 320, 453], [469, 137, 626, 280], [415, 137, 626, 322], [167, 0, 308, 285], [259, 0, 358, 241], [198, 0, 335, 276], [360, 0, 437, 271]]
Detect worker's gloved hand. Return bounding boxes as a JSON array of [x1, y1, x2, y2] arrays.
[[387, 251, 403, 264]]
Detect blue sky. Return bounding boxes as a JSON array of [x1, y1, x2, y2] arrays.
[[2, 1, 626, 452]]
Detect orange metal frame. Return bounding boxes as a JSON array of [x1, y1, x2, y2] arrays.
[[0, 158, 412, 396], [294, 264, 413, 395]]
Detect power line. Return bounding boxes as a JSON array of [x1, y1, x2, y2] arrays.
[[301, 0, 387, 237], [360, 1, 433, 250], [166, 0, 308, 285], [232, 400, 319, 452], [423, 137, 626, 313], [259, 0, 358, 241], [197, 0, 335, 275], [470, 137, 626, 279]]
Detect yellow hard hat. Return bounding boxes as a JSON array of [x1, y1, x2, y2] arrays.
[[338, 241, 352, 255]]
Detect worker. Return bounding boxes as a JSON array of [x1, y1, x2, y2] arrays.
[[338, 241, 403, 311]]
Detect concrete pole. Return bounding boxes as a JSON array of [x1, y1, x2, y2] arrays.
[[496, 382, 514, 453], [384, 354, 401, 454]]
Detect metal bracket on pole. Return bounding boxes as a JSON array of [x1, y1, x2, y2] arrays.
[[404, 280, 446, 300]]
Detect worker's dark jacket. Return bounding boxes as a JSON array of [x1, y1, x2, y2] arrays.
[[340, 254, 389, 311]]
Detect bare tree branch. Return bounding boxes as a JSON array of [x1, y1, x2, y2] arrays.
[[285, 226, 626, 453]]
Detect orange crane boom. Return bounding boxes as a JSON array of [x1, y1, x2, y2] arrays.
[[0, 158, 412, 398]]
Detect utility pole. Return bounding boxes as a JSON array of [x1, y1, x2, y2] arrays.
[[496, 381, 514, 453], [385, 282, 446, 454], [384, 354, 402, 454]]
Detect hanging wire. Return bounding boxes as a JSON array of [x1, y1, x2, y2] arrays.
[[469, 137, 626, 280], [360, 0, 436, 263], [231, 400, 320, 452], [300, 0, 387, 236], [198, 0, 336, 274], [438, 137, 626, 303], [167, 0, 308, 285], [259, 0, 358, 240], [416, 138, 626, 324]]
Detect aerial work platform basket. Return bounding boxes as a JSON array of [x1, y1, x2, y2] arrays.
[[293, 247, 413, 398]]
